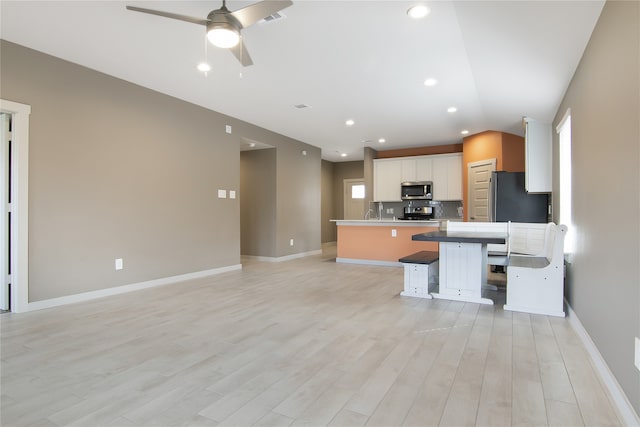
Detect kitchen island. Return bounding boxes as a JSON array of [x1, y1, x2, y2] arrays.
[[332, 220, 443, 266]]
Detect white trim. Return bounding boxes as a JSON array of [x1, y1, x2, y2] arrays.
[[566, 301, 640, 426], [242, 249, 322, 263], [556, 107, 572, 134], [25, 264, 242, 312], [0, 99, 30, 313], [336, 257, 402, 267]]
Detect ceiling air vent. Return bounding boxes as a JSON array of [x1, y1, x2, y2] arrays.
[[259, 11, 286, 24], [294, 104, 311, 109]]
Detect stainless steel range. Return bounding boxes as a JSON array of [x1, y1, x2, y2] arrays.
[[401, 205, 434, 220]]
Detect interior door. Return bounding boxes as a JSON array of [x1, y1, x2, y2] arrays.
[[467, 159, 496, 222], [344, 178, 365, 220]]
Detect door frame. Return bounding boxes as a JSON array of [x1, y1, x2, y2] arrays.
[[467, 158, 496, 222], [0, 99, 30, 313]]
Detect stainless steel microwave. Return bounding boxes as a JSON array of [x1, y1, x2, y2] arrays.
[[401, 181, 433, 200]]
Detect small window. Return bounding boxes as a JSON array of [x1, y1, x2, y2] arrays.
[[557, 109, 574, 253], [351, 184, 365, 199]]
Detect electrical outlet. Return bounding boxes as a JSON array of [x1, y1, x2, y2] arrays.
[[391, 229, 397, 237], [635, 337, 640, 372], [115, 258, 123, 271], [225, 125, 232, 134], [290, 239, 294, 246]]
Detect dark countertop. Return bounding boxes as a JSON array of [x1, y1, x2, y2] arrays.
[[412, 230, 507, 244]]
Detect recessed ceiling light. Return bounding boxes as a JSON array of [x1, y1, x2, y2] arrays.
[[378, 138, 386, 144], [461, 130, 470, 135], [345, 119, 355, 126], [447, 107, 457, 113], [249, 142, 256, 147], [424, 78, 438, 86], [340, 153, 347, 157], [407, 5, 430, 19], [197, 63, 211, 72]]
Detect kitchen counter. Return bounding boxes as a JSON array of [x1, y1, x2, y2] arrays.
[[332, 219, 446, 265], [332, 218, 461, 227]]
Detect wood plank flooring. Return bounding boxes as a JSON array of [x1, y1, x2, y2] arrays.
[[1, 246, 624, 426]]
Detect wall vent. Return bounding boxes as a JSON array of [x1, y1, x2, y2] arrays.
[[259, 11, 286, 24]]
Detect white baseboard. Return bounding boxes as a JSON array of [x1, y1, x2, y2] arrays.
[[336, 257, 402, 267], [566, 300, 640, 426], [25, 264, 243, 312], [243, 249, 322, 263]]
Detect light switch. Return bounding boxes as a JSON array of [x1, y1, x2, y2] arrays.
[[218, 189, 227, 198], [225, 125, 232, 134], [229, 190, 236, 199], [391, 229, 397, 237]]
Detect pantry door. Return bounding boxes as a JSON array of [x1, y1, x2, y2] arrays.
[[467, 159, 496, 222]]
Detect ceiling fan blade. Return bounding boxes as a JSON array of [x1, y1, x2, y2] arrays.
[[230, 0, 293, 29], [126, 6, 208, 26], [230, 39, 253, 67]]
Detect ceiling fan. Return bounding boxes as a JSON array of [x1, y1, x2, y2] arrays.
[[126, 0, 293, 66]]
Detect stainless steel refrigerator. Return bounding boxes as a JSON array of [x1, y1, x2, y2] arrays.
[[490, 171, 549, 223]]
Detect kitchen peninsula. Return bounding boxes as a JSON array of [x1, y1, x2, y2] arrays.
[[332, 220, 441, 265]]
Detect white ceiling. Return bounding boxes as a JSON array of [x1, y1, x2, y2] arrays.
[[1, 0, 604, 162]]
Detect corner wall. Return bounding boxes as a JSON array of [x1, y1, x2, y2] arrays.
[[552, 0, 639, 414]]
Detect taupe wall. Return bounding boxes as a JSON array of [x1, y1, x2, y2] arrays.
[[241, 149, 276, 256], [271, 143, 319, 256], [552, 1, 639, 413], [1, 40, 321, 300], [321, 160, 335, 244]]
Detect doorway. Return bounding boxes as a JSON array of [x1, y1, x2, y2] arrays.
[[0, 113, 9, 311], [467, 159, 496, 222], [0, 99, 30, 313], [343, 178, 365, 220]]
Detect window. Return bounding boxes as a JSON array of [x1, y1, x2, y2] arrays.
[[557, 109, 574, 253], [351, 184, 365, 199]]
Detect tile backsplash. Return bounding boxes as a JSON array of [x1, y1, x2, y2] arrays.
[[372, 200, 463, 220], [433, 200, 463, 219]]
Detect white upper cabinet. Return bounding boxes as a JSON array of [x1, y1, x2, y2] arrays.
[[416, 157, 433, 181], [432, 153, 462, 201], [401, 159, 417, 182], [523, 117, 552, 193], [373, 153, 462, 201], [373, 159, 402, 201]]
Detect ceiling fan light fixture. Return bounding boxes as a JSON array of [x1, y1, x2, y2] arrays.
[[207, 26, 240, 48]]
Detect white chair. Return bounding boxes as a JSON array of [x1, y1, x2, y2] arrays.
[[504, 223, 567, 317]]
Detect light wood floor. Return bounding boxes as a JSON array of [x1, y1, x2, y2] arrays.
[[1, 246, 623, 427]]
